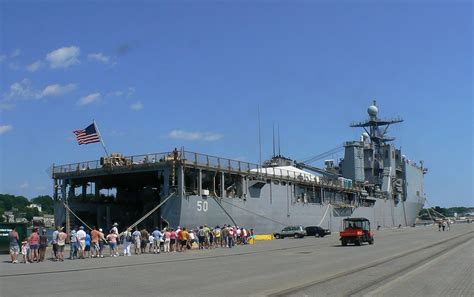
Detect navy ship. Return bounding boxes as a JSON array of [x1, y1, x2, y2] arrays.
[[52, 102, 426, 233]]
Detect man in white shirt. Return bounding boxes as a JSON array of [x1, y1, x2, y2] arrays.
[[76, 226, 87, 259]]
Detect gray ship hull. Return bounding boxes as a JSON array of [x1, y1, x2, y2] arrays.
[[161, 183, 424, 234]]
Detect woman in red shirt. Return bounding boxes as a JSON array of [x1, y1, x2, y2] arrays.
[[28, 228, 40, 263]]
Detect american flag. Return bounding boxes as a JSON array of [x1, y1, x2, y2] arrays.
[[73, 123, 100, 145]]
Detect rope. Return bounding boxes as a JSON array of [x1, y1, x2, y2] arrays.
[[317, 204, 331, 227], [424, 198, 447, 218], [212, 197, 238, 227], [219, 198, 289, 227], [62, 202, 93, 231], [128, 191, 176, 230]]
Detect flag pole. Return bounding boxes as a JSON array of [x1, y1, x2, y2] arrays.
[[93, 119, 109, 157]]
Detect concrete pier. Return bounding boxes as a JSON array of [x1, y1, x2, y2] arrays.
[[0, 224, 472, 297]]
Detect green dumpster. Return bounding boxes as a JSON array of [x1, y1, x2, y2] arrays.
[[0, 223, 28, 253]]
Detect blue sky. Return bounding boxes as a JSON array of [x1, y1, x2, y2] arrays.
[[0, 1, 472, 207]]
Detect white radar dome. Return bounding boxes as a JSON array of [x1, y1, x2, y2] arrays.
[[368, 105, 378, 117], [362, 132, 369, 139]]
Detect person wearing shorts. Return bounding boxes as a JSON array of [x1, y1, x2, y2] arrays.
[[29, 228, 40, 263], [9, 227, 19, 263], [57, 228, 67, 261]]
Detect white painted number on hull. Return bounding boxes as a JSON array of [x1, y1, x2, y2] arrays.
[[197, 200, 208, 212]]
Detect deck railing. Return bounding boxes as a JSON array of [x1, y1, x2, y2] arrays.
[[52, 150, 358, 191]]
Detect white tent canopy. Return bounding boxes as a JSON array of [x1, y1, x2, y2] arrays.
[[250, 165, 320, 183]]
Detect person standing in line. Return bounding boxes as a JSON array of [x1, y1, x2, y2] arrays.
[[148, 233, 154, 253], [214, 226, 221, 248], [140, 228, 149, 254], [198, 226, 205, 250], [175, 226, 181, 251], [221, 225, 228, 248], [51, 226, 59, 261], [38, 229, 48, 262], [85, 231, 91, 258], [8, 226, 20, 264], [163, 228, 171, 253], [69, 227, 78, 260], [438, 221, 442, 231], [106, 229, 118, 257], [446, 220, 451, 231], [132, 228, 141, 254], [152, 227, 162, 254], [90, 226, 100, 258], [111, 223, 119, 256], [21, 241, 29, 263], [29, 227, 40, 263], [57, 227, 67, 261], [442, 221, 446, 231], [98, 228, 105, 258], [170, 228, 177, 252], [179, 228, 189, 252], [76, 226, 86, 259], [228, 227, 234, 248], [122, 227, 132, 256]]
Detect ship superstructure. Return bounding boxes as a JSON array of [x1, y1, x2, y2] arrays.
[[52, 103, 426, 233]]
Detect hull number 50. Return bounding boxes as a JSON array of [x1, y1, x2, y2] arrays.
[[197, 200, 208, 212]]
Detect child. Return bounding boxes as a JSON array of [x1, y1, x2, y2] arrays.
[[148, 234, 154, 253], [21, 241, 29, 264]]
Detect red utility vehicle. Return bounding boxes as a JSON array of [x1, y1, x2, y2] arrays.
[[340, 218, 374, 246]]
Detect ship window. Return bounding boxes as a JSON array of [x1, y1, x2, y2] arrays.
[[281, 181, 286, 186], [273, 180, 280, 185], [266, 179, 271, 183]]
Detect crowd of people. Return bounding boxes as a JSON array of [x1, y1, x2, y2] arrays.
[[8, 223, 255, 264]]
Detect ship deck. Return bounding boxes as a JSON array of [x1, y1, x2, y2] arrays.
[[52, 150, 362, 193]]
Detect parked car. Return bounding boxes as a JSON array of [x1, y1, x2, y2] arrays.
[[273, 226, 307, 239], [305, 226, 331, 237]]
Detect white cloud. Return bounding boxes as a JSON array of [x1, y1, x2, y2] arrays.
[[106, 87, 135, 98], [5, 79, 37, 99], [130, 101, 143, 111], [40, 83, 77, 98], [0, 124, 13, 135], [88, 52, 110, 64], [78, 93, 101, 106], [26, 60, 43, 72], [46, 46, 80, 68], [3, 80, 77, 101], [19, 181, 29, 189], [168, 129, 223, 141], [10, 49, 21, 58]]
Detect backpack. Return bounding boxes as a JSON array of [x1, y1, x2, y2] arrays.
[[198, 229, 205, 237]]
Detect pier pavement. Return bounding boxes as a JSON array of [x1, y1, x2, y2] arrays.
[[0, 224, 472, 297]]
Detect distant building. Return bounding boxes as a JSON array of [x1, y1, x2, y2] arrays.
[[15, 217, 28, 223], [2, 212, 15, 223], [43, 215, 55, 227], [28, 203, 42, 212]]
